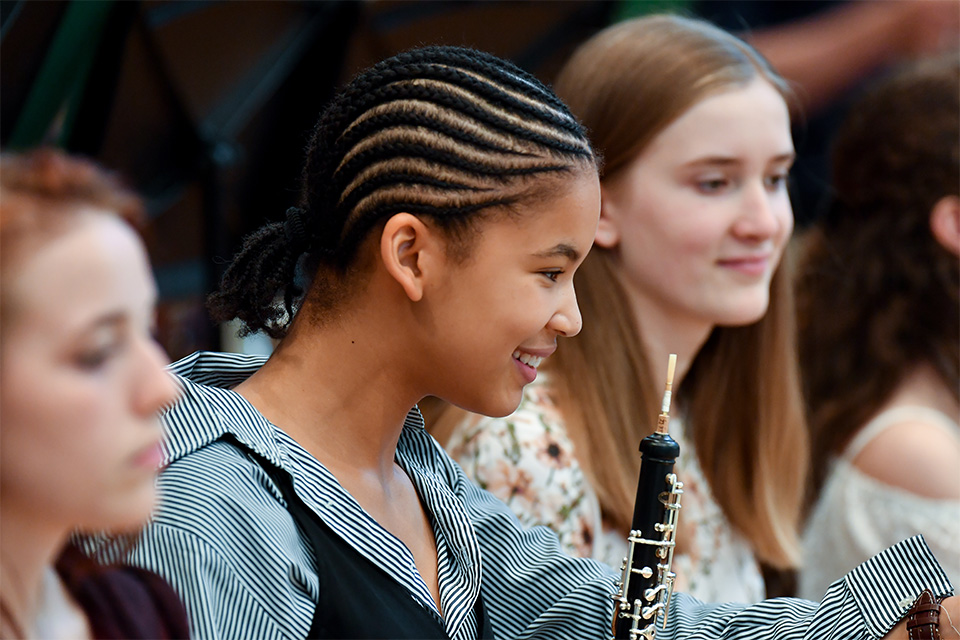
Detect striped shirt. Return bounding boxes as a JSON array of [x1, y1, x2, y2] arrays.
[[120, 351, 953, 639]]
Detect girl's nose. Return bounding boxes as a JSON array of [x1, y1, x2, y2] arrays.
[[549, 283, 583, 338], [733, 182, 784, 241], [133, 338, 179, 416]]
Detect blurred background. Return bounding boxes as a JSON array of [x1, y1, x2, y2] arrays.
[[3, 0, 955, 360]]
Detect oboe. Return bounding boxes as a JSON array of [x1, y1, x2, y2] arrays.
[[612, 354, 684, 640]]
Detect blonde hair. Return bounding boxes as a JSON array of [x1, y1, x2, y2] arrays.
[[429, 15, 806, 569]]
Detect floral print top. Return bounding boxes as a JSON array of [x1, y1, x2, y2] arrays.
[[445, 373, 766, 604]]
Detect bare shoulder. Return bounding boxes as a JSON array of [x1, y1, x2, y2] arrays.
[[851, 419, 960, 499]]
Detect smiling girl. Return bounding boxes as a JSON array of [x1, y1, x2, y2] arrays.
[[0, 149, 187, 638], [427, 14, 807, 604]]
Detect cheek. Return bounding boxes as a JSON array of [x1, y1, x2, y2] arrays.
[[621, 189, 722, 256], [0, 367, 151, 529], [473, 275, 539, 334], [620, 210, 718, 283], [3, 354, 89, 421], [40, 374, 114, 435], [1, 360, 118, 476], [776, 201, 795, 244], [1, 384, 108, 519]]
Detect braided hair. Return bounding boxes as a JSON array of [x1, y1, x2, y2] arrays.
[[209, 45, 596, 339]]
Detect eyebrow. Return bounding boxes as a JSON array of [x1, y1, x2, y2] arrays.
[[684, 151, 796, 168], [533, 243, 580, 262], [79, 305, 149, 334], [78, 312, 126, 336]]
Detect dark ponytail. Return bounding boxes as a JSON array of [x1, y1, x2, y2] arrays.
[[207, 220, 300, 338]]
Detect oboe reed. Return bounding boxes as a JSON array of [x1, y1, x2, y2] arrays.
[[656, 353, 677, 434]]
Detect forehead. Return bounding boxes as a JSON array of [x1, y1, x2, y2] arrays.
[[649, 79, 793, 160], [3, 212, 153, 337]]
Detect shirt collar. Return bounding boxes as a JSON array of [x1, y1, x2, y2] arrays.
[[161, 351, 478, 636], [161, 351, 426, 467], [161, 351, 284, 469]]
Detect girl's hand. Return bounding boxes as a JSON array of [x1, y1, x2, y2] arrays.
[[940, 595, 960, 639], [883, 593, 959, 639]]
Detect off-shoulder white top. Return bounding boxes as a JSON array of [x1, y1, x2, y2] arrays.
[[800, 405, 960, 600]]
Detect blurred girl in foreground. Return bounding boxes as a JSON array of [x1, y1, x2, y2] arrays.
[[0, 149, 188, 638]]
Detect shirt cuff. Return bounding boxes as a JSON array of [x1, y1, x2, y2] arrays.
[[844, 535, 955, 638]]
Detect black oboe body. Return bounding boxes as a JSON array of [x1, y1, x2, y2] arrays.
[[612, 356, 683, 640]]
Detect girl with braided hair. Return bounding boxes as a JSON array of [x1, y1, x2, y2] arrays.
[[93, 45, 957, 640]]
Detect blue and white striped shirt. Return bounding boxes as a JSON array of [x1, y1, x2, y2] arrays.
[[122, 351, 953, 639]]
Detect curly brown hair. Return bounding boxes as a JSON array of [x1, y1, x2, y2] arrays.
[[796, 55, 960, 505]]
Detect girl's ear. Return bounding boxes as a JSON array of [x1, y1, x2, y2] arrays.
[[930, 195, 960, 257], [595, 183, 622, 249], [380, 213, 438, 302]]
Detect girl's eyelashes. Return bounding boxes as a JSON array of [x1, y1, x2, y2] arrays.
[[694, 171, 792, 194], [695, 177, 730, 194], [73, 325, 130, 371], [75, 341, 122, 371], [73, 312, 159, 372], [764, 172, 790, 191], [540, 270, 564, 283]]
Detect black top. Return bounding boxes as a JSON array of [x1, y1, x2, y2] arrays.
[[224, 435, 495, 640]]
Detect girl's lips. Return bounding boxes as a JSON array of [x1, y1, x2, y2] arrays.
[[513, 356, 538, 384], [512, 346, 554, 384], [132, 440, 165, 470], [718, 256, 770, 277]]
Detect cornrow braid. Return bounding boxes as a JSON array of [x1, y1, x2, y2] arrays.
[[332, 80, 586, 172], [209, 45, 596, 338]]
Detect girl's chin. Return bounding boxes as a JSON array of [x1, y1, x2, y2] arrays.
[[476, 394, 524, 419], [720, 313, 767, 328], [78, 495, 157, 533], [713, 297, 771, 327]]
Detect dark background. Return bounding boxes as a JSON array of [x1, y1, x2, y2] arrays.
[[0, 0, 900, 360]]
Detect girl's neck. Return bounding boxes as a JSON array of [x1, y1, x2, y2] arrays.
[[0, 511, 71, 638], [233, 311, 419, 482], [626, 296, 713, 395]]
